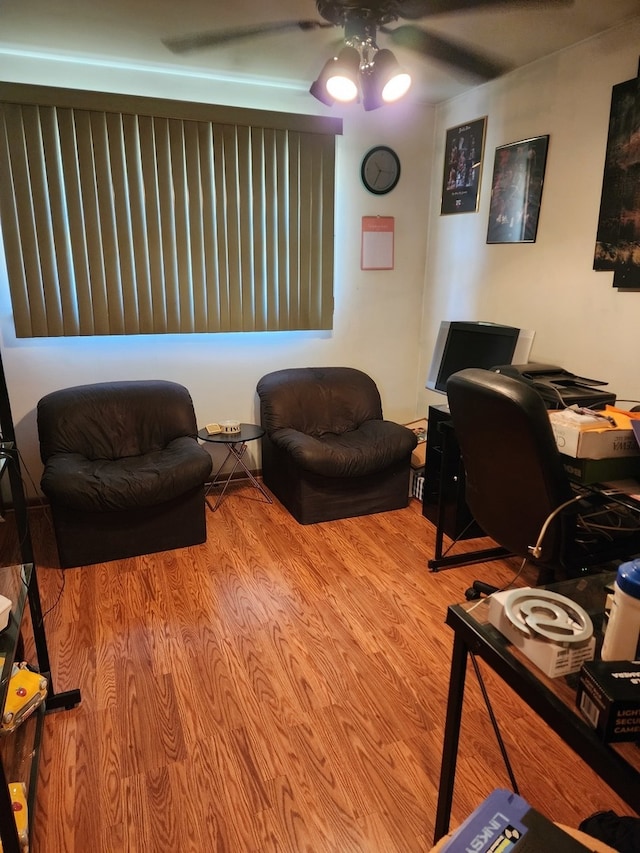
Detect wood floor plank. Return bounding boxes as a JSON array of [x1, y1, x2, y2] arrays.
[[0, 490, 633, 853]]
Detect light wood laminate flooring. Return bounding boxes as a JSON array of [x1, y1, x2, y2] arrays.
[[0, 488, 633, 852]]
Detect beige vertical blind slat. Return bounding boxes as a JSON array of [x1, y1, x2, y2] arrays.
[[96, 111, 126, 334], [249, 128, 270, 331], [238, 124, 255, 331], [213, 125, 231, 331], [185, 122, 206, 333], [4, 105, 50, 336], [288, 132, 301, 326], [198, 122, 220, 332], [263, 128, 278, 329], [0, 107, 32, 336], [76, 110, 110, 335], [40, 107, 79, 335], [155, 117, 181, 333], [122, 113, 154, 334], [275, 130, 289, 330], [138, 115, 167, 333], [58, 108, 94, 334], [0, 89, 337, 337]]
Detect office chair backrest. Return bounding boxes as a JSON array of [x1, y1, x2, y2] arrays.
[[446, 368, 576, 568]]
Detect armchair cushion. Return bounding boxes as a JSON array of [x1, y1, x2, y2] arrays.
[[41, 437, 211, 512], [271, 420, 417, 478]]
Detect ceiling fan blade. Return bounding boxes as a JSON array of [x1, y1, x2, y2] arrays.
[[163, 20, 332, 54], [396, 0, 573, 19], [385, 24, 509, 79]]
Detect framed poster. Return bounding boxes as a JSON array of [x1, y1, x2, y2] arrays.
[[440, 116, 487, 215], [593, 74, 640, 288], [486, 135, 549, 244]]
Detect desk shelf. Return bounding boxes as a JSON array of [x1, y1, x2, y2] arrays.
[[0, 351, 81, 852]]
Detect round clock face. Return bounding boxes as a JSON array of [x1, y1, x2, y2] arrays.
[[361, 145, 401, 195]]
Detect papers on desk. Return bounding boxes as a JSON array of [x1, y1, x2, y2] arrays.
[[597, 479, 640, 502]]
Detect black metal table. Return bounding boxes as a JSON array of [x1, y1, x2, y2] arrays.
[[198, 423, 272, 511], [434, 572, 640, 844]]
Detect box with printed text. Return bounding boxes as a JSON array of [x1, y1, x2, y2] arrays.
[[549, 410, 640, 460], [561, 454, 640, 484], [576, 659, 640, 742]]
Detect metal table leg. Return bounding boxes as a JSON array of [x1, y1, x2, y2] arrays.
[[206, 442, 272, 511], [433, 631, 469, 843]]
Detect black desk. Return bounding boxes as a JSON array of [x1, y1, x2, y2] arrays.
[[424, 404, 510, 571], [434, 572, 640, 843]]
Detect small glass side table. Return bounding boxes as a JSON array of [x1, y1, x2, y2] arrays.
[[197, 423, 272, 511]]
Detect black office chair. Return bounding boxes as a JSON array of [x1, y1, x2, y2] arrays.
[[446, 368, 640, 589]]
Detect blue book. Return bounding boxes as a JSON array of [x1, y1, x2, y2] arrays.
[[440, 789, 592, 851]]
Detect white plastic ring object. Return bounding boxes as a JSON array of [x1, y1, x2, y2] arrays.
[[221, 420, 241, 434], [502, 588, 593, 645]]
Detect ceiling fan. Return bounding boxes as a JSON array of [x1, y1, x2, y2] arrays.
[[163, 0, 573, 109]]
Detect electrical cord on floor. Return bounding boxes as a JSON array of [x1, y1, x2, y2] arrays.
[[466, 555, 529, 612], [39, 569, 66, 623], [470, 651, 520, 796]]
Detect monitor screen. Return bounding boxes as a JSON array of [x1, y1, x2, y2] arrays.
[[426, 320, 535, 393]]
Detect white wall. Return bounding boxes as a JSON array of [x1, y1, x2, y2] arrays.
[[0, 55, 434, 494], [419, 17, 640, 416], [5, 17, 640, 496]]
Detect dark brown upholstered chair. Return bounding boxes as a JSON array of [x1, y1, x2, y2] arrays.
[[446, 367, 640, 583], [37, 380, 213, 568], [256, 367, 417, 524]]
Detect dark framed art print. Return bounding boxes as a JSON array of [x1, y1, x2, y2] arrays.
[[486, 135, 549, 244], [440, 116, 487, 215], [593, 73, 640, 288]]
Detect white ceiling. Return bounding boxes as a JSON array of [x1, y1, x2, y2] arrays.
[[1, 0, 640, 105]]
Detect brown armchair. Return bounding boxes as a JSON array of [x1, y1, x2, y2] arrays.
[[256, 367, 417, 524], [37, 379, 213, 567]]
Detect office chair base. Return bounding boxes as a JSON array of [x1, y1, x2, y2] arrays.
[[428, 545, 512, 572]]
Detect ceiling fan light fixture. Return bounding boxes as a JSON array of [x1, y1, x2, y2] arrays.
[[325, 46, 361, 102], [310, 57, 338, 106], [373, 49, 411, 103]]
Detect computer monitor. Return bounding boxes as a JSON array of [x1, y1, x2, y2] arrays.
[[426, 320, 535, 394]]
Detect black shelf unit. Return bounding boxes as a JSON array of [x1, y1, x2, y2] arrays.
[[423, 404, 510, 571], [0, 355, 80, 852], [422, 404, 480, 539]]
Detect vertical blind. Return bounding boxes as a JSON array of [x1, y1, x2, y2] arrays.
[[0, 84, 341, 337]]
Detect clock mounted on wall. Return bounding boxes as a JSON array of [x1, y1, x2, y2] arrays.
[[360, 145, 401, 195]]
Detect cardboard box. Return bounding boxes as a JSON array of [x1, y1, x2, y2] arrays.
[[561, 454, 640, 484], [405, 418, 427, 469], [549, 410, 640, 459], [576, 659, 640, 742], [439, 788, 596, 851], [0, 595, 10, 632]]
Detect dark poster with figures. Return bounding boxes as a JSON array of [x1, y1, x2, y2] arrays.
[[593, 74, 640, 288], [486, 135, 549, 244], [440, 116, 486, 215]]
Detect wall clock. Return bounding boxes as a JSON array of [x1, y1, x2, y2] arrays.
[[361, 146, 401, 195]]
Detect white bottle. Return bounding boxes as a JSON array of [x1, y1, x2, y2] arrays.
[[601, 559, 640, 661]]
